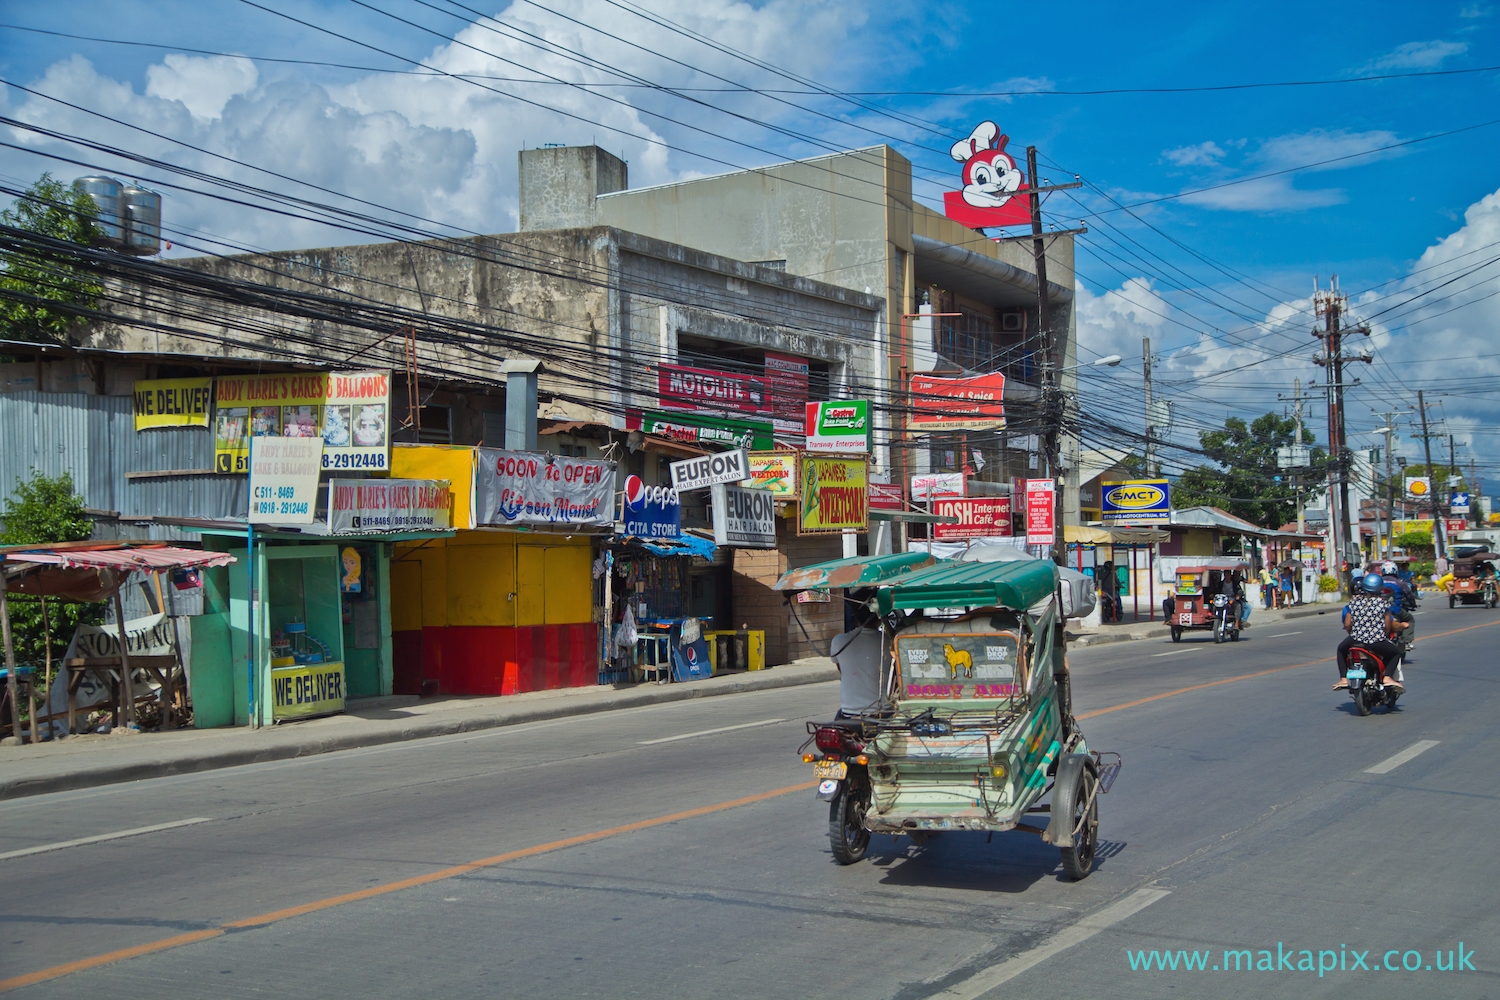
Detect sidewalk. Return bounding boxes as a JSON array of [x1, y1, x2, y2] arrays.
[[1067, 603, 1333, 647], [0, 658, 838, 801]]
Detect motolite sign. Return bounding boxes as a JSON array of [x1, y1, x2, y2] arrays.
[[1025, 478, 1055, 546], [933, 497, 1012, 540], [715, 485, 776, 548], [669, 448, 749, 492], [621, 474, 681, 539], [1100, 479, 1170, 523], [658, 364, 771, 416]]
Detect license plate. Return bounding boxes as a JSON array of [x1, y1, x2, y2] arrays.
[[1179, 613, 1192, 626], [1346, 667, 1366, 680], [813, 760, 847, 780]]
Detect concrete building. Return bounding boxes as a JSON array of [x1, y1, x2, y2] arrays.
[[516, 143, 1081, 521]]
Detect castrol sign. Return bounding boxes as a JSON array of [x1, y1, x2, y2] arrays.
[[669, 448, 749, 492]]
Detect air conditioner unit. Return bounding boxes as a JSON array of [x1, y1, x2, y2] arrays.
[[999, 311, 1027, 333]]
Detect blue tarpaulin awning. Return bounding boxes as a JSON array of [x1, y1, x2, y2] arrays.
[[621, 533, 717, 559]]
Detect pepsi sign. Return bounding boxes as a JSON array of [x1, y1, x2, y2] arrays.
[[622, 474, 681, 539]]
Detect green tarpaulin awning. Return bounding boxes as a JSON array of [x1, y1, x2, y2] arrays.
[[876, 558, 1058, 614], [772, 551, 938, 592]]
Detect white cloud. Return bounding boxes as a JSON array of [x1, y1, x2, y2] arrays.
[[1364, 39, 1468, 70], [1254, 128, 1402, 172], [1162, 141, 1226, 167], [1075, 277, 1168, 365], [145, 54, 258, 121], [1180, 175, 1346, 212]]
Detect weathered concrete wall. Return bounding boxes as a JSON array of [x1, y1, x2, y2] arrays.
[[518, 146, 628, 232]]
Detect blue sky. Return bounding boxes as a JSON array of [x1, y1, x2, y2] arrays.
[[1, 1, 1497, 488]]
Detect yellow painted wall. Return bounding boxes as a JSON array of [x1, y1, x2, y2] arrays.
[[390, 560, 423, 632], [448, 532, 518, 627], [543, 544, 593, 624], [391, 533, 595, 631], [1181, 529, 1216, 557], [391, 444, 477, 529]]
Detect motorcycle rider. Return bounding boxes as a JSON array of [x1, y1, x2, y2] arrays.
[[1379, 563, 1417, 642], [1334, 572, 1406, 692]]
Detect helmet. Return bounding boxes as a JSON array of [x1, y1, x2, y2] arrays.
[[1361, 572, 1384, 594]]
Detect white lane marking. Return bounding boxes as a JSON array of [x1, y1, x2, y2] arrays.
[[0, 817, 213, 862], [1270, 631, 1303, 638], [932, 887, 1172, 999], [1151, 649, 1188, 657], [637, 718, 786, 745], [1365, 740, 1440, 775]]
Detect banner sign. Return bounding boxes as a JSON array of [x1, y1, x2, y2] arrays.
[[744, 451, 798, 497], [911, 472, 965, 502], [942, 121, 1032, 230], [799, 456, 868, 534], [933, 497, 1013, 540], [764, 352, 809, 435], [1405, 476, 1431, 500], [271, 661, 346, 721], [715, 485, 777, 548], [328, 479, 452, 533], [868, 482, 904, 511], [909, 373, 1006, 431], [805, 400, 872, 453], [214, 370, 390, 474], [657, 364, 771, 416], [249, 436, 323, 524], [66, 612, 175, 660], [133, 377, 212, 430], [1101, 478, 1171, 523], [639, 410, 773, 452], [670, 448, 749, 492], [1025, 478, 1055, 546], [475, 449, 614, 526], [621, 474, 681, 539]]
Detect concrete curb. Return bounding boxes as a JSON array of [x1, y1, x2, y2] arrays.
[[1067, 605, 1330, 648], [0, 665, 839, 801]]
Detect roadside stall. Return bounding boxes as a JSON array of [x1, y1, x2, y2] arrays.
[[603, 532, 719, 684], [0, 542, 234, 742]]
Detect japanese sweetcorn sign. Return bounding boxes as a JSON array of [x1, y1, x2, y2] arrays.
[[133, 378, 212, 430], [743, 451, 798, 497], [799, 456, 868, 534], [214, 370, 390, 474]]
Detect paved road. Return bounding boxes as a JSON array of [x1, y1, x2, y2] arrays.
[[2, 603, 1497, 998]]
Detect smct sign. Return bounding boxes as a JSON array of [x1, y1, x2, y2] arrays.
[[1101, 478, 1171, 523]]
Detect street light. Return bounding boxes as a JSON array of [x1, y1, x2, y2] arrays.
[[1058, 354, 1122, 373]]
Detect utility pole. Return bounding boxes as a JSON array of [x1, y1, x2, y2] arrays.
[[1027, 144, 1063, 565], [1313, 275, 1370, 580], [1417, 389, 1444, 560], [1381, 413, 1395, 559], [1294, 379, 1305, 535], [1142, 337, 1154, 475]]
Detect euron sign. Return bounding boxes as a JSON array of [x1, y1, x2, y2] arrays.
[[1101, 479, 1171, 522]]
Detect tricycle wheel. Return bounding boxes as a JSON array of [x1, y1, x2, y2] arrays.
[[1170, 626, 1182, 643], [828, 784, 870, 865], [1059, 767, 1099, 881], [1450, 595, 1457, 609]]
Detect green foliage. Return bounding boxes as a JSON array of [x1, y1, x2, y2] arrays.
[[1393, 528, 1434, 552], [1317, 574, 1340, 593], [1171, 412, 1328, 528], [0, 173, 104, 344], [0, 470, 102, 674]]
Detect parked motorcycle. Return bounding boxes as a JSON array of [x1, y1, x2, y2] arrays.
[[801, 721, 872, 864], [1211, 593, 1240, 643], [1344, 645, 1403, 716]]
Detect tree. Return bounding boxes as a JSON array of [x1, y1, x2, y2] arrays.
[[1171, 412, 1328, 528], [0, 471, 103, 671], [0, 173, 104, 344]]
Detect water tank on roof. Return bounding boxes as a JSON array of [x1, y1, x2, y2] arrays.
[[73, 175, 124, 245], [120, 184, 162, 255]]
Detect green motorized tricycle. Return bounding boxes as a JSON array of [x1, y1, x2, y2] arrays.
[[785, 556, 1121, 879]]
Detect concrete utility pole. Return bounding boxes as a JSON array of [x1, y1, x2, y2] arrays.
[[1381, 413, 1395, 558], [1313, 276, 1370, 578], [1417, 389, 1445, 560], [1142, 337, 1153, 475], [1294, 380, 1306, 535], [1026, 144, 1063, 565]]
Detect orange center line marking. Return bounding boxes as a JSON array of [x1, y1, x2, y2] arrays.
[[1076, 617, 1498, 721], [0, 780, 817, 993]]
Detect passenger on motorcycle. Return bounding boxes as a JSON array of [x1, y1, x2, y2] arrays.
[[1334, 573, 1404, 692]]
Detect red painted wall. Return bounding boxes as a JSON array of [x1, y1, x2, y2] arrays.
[[392, 624, 596, 696]]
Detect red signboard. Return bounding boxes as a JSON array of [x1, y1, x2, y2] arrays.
[[1025, 478, 1055, 546], [1446, 518, 1466, 533], [942, 122, 1032, 230], [909, 372, 1006, 431], [657, 364, 771, 416], [933, 497, 1013, 539], [868, 482, 904, 511], [763, 352, 809, 436]]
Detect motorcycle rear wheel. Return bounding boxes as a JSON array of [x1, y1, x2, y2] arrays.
[[829, 785, 870, 865], [1354, 686, 1372, 716]]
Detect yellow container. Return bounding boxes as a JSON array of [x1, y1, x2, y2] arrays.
[[746, 630, 766, 671]]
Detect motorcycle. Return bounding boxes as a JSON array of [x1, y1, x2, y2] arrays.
[[1211, 593, 1240, 643], [801, 721, 872, 864], [1345, 644, 1403, 716]]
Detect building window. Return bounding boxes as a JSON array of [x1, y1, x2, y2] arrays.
[[416, 405, 451, 444], [935, 304, 1001, 372], [557, 443, 587, 458]]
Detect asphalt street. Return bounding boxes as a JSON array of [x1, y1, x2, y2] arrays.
[[2, 602, 1497, 999]]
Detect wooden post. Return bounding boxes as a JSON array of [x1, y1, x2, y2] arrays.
[[1, 584, 20, 742], [160, 571, 183, 729], [112, 590, 136, 728], [41, 597, 52, 741]]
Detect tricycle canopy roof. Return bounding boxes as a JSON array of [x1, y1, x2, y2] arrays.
[[773, 551, 937, 591], [1173, 559, 1251, 574], [876, 558, 1057, 615]]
